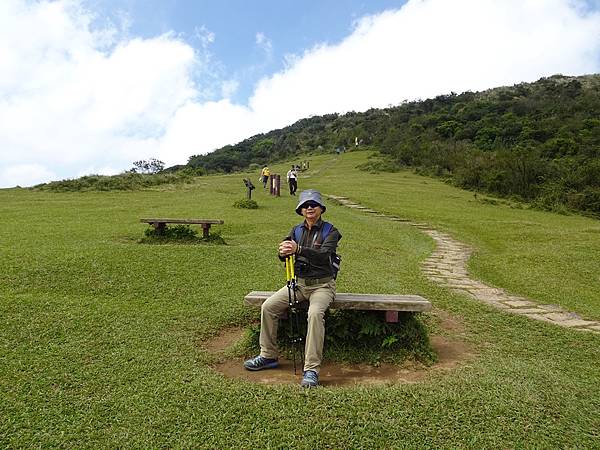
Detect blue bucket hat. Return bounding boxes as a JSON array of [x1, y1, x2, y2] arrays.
[[295, 189, 326, 215]]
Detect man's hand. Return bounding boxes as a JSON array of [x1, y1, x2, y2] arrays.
[[279, 240, 298, 256]]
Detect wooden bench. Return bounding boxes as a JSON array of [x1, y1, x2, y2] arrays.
[[244, 291, 431, 323], [140, 218, 224, 238]]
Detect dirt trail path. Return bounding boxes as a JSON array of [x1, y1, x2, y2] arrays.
[[326, 194, 600, 335], [204, 308, 473, 387]]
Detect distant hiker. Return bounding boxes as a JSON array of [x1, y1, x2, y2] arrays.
[[287, 165, 298, 196], [260, 166, 271, 189], [244, 190, 342, 388]]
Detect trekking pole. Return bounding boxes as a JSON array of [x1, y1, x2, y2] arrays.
[[285, 255, 296, 374], [285, 255, 304, 375]]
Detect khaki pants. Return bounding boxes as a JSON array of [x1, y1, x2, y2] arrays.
[[259, 279, 336, 374]]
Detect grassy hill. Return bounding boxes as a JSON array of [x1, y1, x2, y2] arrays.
[[36, 74, 600, 218], [184, 73, 600, 218], [1, 151, 599, 447]]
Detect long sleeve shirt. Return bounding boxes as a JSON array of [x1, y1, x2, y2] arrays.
[[280, 219, 341, 279]]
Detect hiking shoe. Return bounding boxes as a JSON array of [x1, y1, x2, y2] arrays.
[[301, 370, 319, 388], [243, 355, 279, 371]]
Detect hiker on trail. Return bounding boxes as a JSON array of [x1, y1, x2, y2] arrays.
[[286, 165, 298, 196], [260, 166, 271, 189], [244, 190, 342, 388]]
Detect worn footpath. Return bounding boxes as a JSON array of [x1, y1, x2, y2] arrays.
[[326, 194, 600, 335]]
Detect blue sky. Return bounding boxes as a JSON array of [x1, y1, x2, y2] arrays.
[[1, 0, 600, 188], [86, 0, 408, 103]]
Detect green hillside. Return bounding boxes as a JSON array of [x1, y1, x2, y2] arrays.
[[185, 74, 600, 217], [1, 152, 599, 448]]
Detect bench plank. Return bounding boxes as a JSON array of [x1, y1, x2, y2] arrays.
[[245, 291, 431, 312]]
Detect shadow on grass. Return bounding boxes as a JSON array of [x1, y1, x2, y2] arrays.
[[138, 234, 227, 245]]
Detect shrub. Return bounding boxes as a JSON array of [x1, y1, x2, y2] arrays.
[[140, 225, 226, 244], [356, 157, 403, 173], [144, 224, 198, 239], [233, 199, 259, 209], [245, 310, 436, 366], [36, 171, 195, 192], [322, 310, 436, 364]]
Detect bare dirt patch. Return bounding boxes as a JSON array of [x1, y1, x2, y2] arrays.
[[203, 309, 474, 387]]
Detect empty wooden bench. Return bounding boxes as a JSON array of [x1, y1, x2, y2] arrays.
[[140, 218, 224, 238], [244, 291, 431, 323]]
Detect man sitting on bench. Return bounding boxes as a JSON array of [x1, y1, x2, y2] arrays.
[[243, 189, 342, 388]]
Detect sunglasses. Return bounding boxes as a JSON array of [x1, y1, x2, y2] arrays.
[[302, 201, 321, 209]]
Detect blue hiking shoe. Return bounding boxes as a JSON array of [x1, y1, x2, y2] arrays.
[[301, 370, 319, 388], [243, 355, 279, 371]]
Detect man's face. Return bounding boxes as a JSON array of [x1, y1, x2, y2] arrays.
[[301, 201, 322, 221]]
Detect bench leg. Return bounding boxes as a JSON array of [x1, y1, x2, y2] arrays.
[[385, 311, 399, 323], [201, 224, 210, 238], [153, 222, 166, 235]]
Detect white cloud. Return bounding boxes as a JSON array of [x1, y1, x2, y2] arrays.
[[220, 79, 239, 99], [194, 25, 215, 49], [255, 31, 273, 56], [248, 0, 600, 124], [0, 0, 196, 187], [157, 99, 259, 164], [1, 0, 600, 188], [0, 163, 57, 187]]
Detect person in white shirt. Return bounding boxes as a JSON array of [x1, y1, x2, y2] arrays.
[[286, 166, 298, 196]]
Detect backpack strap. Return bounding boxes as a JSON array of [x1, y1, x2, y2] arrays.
[[293, 224, 303, 243], [321, 222, 333, 240], [293, 222, 333, 244]]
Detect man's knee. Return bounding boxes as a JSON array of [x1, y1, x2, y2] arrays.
[[262, 294, 288, 316], [307, 307, 327, 323], [262, 299, 279, 315]]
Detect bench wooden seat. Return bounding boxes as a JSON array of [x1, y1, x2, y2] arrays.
[[140, 218, 224, 238], [244, 291, 431, 323]]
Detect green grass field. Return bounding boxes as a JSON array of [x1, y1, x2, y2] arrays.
[[1, 151, 599, 448]]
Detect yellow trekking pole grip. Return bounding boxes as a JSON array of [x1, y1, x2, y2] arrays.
[[285, 255, 295, 282], [285, 256, 292, 283], [289, 254, 295, 280]]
